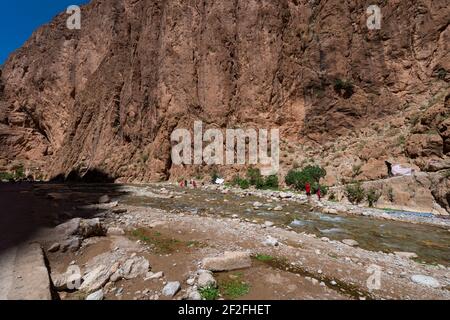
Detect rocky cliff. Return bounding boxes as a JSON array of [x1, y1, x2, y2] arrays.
[[0, 0, 449, 212]]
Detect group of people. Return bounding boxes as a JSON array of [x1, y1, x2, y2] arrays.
[[179, 179, 198, 188], [305, 182, 321, 201]]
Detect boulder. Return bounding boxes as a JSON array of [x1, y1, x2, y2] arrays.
[[406, 134, 443, 158], [86, 289, 104, 300], [61, 237, 82, 252], [79, 265, 113, 293], [197, 272, 217, 289], [98, 195, 110, 204], [54, 218, 81, 239], [78, 218, 107, 238], [121, 256, 150, 280], [411, 275, 440, 288], [107, 227, 125, 236], [162, 281, 181, 297], [202, 251, 251, 271]]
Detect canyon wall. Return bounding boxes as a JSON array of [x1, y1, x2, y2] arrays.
[[0, 0, 449, 211]]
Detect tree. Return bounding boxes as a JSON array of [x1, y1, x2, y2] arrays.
[[285, 165, 327, 191], [345, 183, 365, 204]]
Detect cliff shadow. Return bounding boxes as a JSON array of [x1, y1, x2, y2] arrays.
[[0, 168, 129, 255]]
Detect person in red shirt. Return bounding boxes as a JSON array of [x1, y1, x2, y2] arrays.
[[305, 182, 311, 197]]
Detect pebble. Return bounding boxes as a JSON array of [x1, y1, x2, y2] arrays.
[[262, 236, 279, 247], [264, 221, 274, 227], [342, 239, 359, 247], [411, 275, 440, 288]]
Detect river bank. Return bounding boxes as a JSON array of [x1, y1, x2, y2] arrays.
[[0, 182, 449, 300]]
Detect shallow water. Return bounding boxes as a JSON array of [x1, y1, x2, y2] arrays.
[[35, 183, 450, 266]]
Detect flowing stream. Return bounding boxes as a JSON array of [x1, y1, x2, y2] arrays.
[[34, 183, 450, 267]]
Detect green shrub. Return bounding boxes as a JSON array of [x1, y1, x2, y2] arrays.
[[366, 188, 381, 207], [211, 170, 221, 183], [352, 164, 362, 177], [14, 165, 26, 180], [254, 254, 275, 262], [231, 176, 250, 189], [0, 172, 14, 181], [220, 278, 250, 299], [345, 183, 366, 204], [285, 165, 327, 191], [264, 175, 279, 189], [334, 79, 354, 98], [437, 68, 447, 80], [141, 153, 149, 163], [445, 170, 450, 178], [246, 167, 264, 187], [397, 135, 406, 146], [199, 285, 219, 300], [312, 183, 328, 196], [245, 168, 278, 190], [387, 187, 394, 202], [328, 191, 336, 201]]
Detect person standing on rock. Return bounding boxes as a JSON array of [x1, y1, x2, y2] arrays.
[[317, 185, 322, 202]]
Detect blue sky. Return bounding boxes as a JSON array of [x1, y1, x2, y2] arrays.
[[0, 0, 90, 65]]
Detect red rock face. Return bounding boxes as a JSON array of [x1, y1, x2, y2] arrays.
[[0, 0, 449, 184]]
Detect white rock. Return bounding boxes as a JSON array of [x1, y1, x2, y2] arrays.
[[162, 281, 181, 297], [394, 251, 418, 259], [86, 289, 104, 300], [411, 275, 440, 288], [197, 272, 217, 288], [264, 221, 274, 227], [145, 271, 164, 280], [202, 251, 252, 271], [120, 256, 150, 280], [107, 227, 125, 236], [98, 195, 110, 204], [262, 236, 279, 247], [188, 290, 202, 300], [342, 239, 359, 247], [273, 206, 283, 211], [80, 265, 113, 293]]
